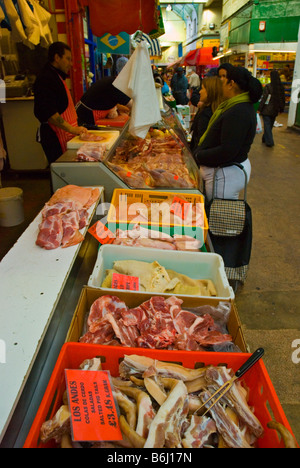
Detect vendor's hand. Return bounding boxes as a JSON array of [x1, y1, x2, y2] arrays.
[[73, 126, 88, 136]]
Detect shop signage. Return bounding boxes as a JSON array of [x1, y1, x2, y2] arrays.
[[259, 21, 266, 32], [111, 272, 140, 291], [65, 369, 122, 442], [97, 32, 130, 55]]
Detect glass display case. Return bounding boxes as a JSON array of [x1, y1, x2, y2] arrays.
[[103, 109, 200, 191]]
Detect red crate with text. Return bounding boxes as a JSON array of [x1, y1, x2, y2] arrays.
[[24, 343, 297, 448]]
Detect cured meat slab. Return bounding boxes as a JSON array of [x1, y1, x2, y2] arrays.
[[67, 130, 120, 150]]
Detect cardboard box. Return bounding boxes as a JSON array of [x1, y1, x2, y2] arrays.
[[65, 287, 247, 353]]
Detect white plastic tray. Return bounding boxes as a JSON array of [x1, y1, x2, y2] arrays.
[[88, 244, 234, 301]]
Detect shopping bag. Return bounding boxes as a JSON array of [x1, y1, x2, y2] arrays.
[[256, 113, 263, 134], [206, 164, 252, 283]]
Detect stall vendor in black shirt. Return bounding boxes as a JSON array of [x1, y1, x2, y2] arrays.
[[34, 42, 87, 164], [76, 76, 132, 126]]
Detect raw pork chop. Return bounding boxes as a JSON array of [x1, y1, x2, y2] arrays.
[[36, 185, 99, 250], [36, 215, 64, 250], [61, 211, 84, 248], [87, 295, 128, 333], [41, 201, 77, 218]]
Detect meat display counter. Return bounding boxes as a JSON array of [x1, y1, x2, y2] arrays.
[[51, 110, 202, 202], [0, 187, 104, 447]]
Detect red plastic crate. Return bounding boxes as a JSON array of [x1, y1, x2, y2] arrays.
[[24, 343, 297, 448]]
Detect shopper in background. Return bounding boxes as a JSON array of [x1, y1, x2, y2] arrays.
[[193, 66, 263, 201], [190, 76, 224, 152], [161, 72, 170, 95], [116, 56, 129, 75], [34, 41, 87, 164], [170, 67, 189, 105], [218, 63, 235, 82], [188, 68, 201, 91], [258, 70, 286, 148], [153, 68, 164, 87], [280, 64, 292, 82]]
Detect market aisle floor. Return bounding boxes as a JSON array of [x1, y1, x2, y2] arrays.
[[0, 113, 299, 445], [235, 113, 300, 444]]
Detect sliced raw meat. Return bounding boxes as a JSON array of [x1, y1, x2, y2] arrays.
[[121, 306, 148, 327], [133, 238, 176, 250], [79, 133, 104, 142], [136, 296, 177, 349], [36, 215, 64, 250], [81, 295, 232, 351], [77, 143, 107, 162], [182, 415, 217, 448], [61, 211, 81, 247], [87, 295, 128, 333], [205, 366, 264, 438], [41, 201, 77, 218], [78, 209, 89, 229], [104, 314, 140, 347], [48, 185, 100, 210], [79, 322, 115, 344], [62, 229, 84, 248]]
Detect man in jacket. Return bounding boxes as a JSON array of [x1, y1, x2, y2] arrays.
[[171, 67, 189, 105]]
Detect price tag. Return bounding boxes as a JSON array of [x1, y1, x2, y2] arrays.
[[111, 273, 139, 291], [88, 221, 115, 244], [65, 369, 122, 442], [170, 196, 192, 220]]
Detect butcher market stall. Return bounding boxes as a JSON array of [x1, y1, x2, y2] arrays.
[[51, 110, 202, 201], [0, 186, 104, 446]]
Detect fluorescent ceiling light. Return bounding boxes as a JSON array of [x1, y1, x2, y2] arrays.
[[251, 49, 296, 53]]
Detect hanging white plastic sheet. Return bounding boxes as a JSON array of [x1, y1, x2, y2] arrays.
[[113, 41, 161, 139]]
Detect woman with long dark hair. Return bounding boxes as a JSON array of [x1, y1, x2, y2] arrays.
[[193, 66, 262, 201], [258, 70, 286, 147], [190, 76, 224, 152]]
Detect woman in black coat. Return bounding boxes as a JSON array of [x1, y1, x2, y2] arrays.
[[258, 70, 285, 147], [193, 66, 262, 201]]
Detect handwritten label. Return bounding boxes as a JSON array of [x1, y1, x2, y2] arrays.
[[170, 196, 192, 220], [88, 221, 115, 244], [111, 273, 139, 291], [65, 369, 122, 442]]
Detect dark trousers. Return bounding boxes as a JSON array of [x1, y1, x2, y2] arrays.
[[262, 115, 276, 147], [173, 91, 188, 105], [37, 123, 63, 165]]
